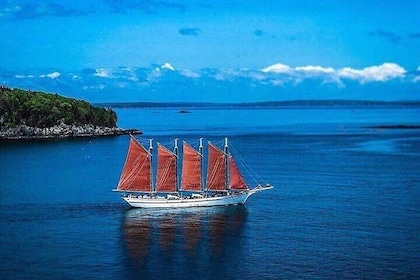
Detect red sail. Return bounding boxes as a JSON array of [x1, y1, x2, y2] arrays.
[[156, 144, 177, 192], [181, 142, 202, 191], [206, 143, 227, 191], [117, 137, 152, 192], [229, 156, 248, 190]]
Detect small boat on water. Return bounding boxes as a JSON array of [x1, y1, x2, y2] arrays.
[[114, 136, 273, 208]]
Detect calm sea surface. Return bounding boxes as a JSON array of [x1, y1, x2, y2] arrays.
[[1, 106, 419, 279]]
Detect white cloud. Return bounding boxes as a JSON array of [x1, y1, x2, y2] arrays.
[[213, 72, 227, 81], [414, 76, 420, 82], [14, 74, 35, 79], [148, 63, 176, 81], [338, 63, 406, 83], [147, 69, 162, 81], [6, 62, 413, 98], [270, 79, 287, 86], [295, 65, 335, 74], [161, 62, 175, 71], [248, 71, 266, 81], [94, 68, 111, 78], [260, 62, 407, 85], [115, 67, 140, 82], [128, 76, 139, 82], [211, 69, 239, 81], [180, 69, 200, 78], [46, 72, 61, 79], [38, 72, 60, 79], [83, 84, 105, 90], [116, 82, 128, 88], [261, 63, 292, 74], [260, 63, 335, 74], [260, 63, 338, 85], [414, 66, 420, 82]]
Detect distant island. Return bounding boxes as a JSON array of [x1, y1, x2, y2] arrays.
[[367, 125, 420, 130], [95, 100, 420, 108], [0, 86, 141, 140]]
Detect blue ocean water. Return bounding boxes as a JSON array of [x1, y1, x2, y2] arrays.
[[1, 106, 419, 279]]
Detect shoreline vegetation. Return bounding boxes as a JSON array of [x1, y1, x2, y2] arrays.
[[0, 86, 141, 141]]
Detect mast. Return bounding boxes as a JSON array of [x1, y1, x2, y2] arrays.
[[149, 139, 153, 194], [206, 141, 227, 191], [174, 138, 179, 192], [199, 138, 203, 192], [156, 143, 178, 193], [224, 137, 229, 191], [181, 140, 202, 192]]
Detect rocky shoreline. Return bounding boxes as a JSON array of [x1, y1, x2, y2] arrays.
[[0, 123, 142, 141]]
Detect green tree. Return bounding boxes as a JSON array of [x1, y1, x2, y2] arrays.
[[0, 87, 118, 128]]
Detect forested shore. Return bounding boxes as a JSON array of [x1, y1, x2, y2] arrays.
[[0, 86, 141, 140]]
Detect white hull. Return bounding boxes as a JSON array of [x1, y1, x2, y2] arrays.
[[121, 186, 273, 208]]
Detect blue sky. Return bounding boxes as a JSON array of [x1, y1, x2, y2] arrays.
[[0, 0, 419, 102]]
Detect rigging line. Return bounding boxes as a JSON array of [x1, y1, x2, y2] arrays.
[[160, 139, 179, 150], [213, 139, 225, 147], [133, 136, 154, 150], [230, 144, 266, 185]]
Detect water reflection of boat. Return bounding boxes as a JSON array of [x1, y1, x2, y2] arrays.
[[122, 214, 152, 261], [158, 213, 177, 251], [122, 206, 248, 267], [182, 212, 202, 254]]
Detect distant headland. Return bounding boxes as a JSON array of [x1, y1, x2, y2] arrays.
[[0, 86, 141, 141]]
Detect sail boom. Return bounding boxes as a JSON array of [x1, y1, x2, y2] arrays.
[[113, 189, 153, 193]]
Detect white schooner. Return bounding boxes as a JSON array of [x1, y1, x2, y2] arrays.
[[114, 136, 273, 208]]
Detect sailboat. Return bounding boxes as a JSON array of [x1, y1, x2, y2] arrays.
[[114, 136, 273, 208]]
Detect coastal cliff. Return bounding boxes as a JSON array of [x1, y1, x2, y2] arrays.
[[0, 86, 141, 140]]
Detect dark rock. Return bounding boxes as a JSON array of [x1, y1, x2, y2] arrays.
[[0, 124, 142, 141]]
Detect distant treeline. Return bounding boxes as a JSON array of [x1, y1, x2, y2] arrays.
[[95, 100, 420, 109], [0, 86, 117, 128]]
